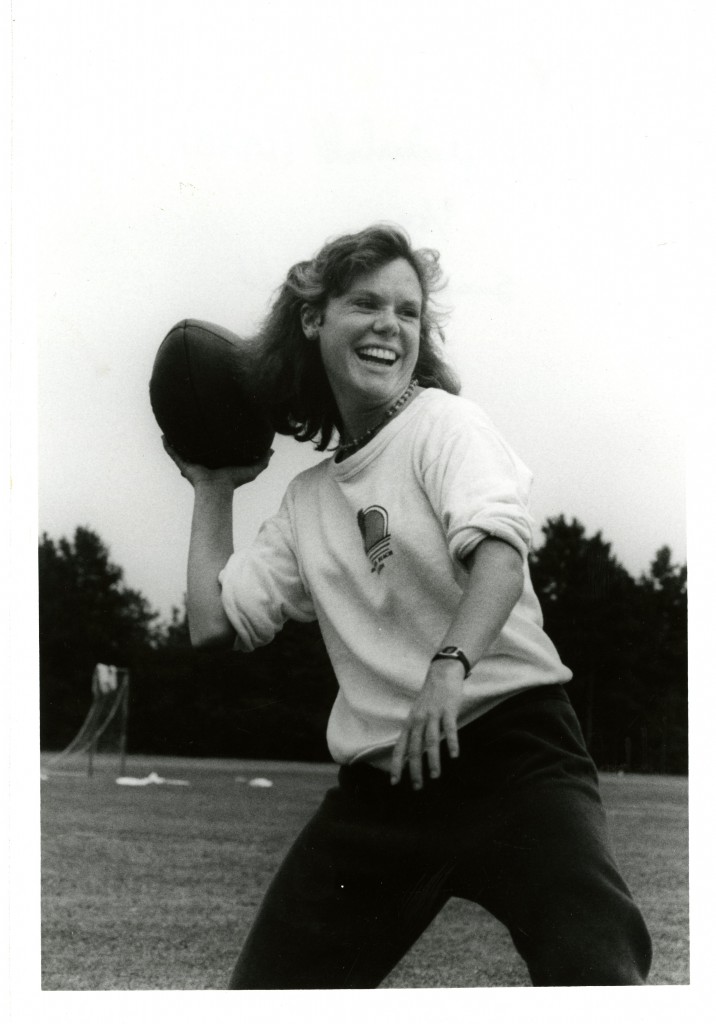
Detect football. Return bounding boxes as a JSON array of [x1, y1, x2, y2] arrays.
[[149, 319, 275, 468]]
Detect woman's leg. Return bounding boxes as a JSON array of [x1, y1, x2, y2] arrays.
[[228, 781, 449, 989], [231, 688, 652, 988], [450, 692, 652, 986]]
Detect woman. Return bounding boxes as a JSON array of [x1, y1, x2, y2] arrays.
[[164, 224, 652, 988]]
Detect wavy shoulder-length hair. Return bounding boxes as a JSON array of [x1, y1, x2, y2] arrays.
[[255, 224, 461, 450]]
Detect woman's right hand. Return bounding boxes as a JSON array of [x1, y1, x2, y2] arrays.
[[162, 436, 273, 490]]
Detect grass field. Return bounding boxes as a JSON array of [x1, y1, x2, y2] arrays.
[[40, 754, 689, 990]]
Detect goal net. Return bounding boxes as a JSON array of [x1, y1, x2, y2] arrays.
[[43, 664, 130, 777]]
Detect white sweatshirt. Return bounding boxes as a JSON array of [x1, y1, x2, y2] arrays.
[[219, 389, 572, 768]]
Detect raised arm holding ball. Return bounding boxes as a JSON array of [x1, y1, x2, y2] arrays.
[[161, 439, 272, 649], [157, 224, 652, 988]]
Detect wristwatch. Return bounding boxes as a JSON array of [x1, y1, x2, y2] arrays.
[[431, 646, 471, 678]]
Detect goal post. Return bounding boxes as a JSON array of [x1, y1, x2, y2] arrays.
[[45, 664, 130, 778]]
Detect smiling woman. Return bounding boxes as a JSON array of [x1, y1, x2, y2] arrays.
[[161, 223, 653, 990], [300, 258, 423, 451], [255, 225, 460, 452]]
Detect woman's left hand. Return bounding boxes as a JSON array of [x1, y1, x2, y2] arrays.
[[390, 660, 464, 789]]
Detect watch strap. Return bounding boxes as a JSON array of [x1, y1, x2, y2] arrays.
[[431, 646, 471, 678]]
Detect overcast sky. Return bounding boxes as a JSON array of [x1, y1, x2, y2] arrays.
[[15, 0, 707, 622]]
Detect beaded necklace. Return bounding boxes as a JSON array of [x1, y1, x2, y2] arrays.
[[335, 378, 419, 460]]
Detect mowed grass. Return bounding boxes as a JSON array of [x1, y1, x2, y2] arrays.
[[40, 755, 688, 989]]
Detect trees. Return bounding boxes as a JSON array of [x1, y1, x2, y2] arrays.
[[38, 527, 338, 759], [636, 547, 688, 772], [39, 521, 687, 771], [38, 527, 159, 748], [528, 516, 638, 750], [529, 517, 687, 773]]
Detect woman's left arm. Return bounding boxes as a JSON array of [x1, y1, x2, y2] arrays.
[[390, 537, 525, 789]]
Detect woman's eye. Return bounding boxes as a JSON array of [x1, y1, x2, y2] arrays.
[[399, 307, 420, 319]]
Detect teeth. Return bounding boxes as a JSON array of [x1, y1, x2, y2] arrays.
[[357, 347, 398, 365]]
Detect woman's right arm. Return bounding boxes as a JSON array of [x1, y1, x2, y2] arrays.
[[163, 438, 273, 649]]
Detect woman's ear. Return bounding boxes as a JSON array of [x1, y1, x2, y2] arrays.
[[300, 304, 321, 340]]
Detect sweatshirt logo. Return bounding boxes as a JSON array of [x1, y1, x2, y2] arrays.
[[357, 505, 393, 574]]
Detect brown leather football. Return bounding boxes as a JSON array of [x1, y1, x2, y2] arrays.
[[150, 319, 274, 468]]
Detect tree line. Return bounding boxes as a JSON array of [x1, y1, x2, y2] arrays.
[[38, 518, 687, 772]]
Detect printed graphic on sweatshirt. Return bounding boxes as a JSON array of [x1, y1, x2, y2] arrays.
[[357, 505, 393, 574]]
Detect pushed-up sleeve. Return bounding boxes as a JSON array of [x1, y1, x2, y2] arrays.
[[420, 401, 535, 564], [218, 489, 316, 651]]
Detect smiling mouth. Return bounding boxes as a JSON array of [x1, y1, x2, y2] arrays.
[[356, 347, 398, 367]]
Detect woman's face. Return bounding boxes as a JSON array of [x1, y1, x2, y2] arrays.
[[305, 258, 423, 419]]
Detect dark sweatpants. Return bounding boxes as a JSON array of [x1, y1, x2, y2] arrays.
[[229, 685, 652, 988]]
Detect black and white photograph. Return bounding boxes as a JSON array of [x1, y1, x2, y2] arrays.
[[7, 0, 711, 1018]]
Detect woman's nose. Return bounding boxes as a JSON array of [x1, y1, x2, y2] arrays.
[[372, 308, 399, 335]]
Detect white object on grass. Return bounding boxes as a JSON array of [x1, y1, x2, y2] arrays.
[[249, 778, 273, 788], [115, 771, 189, 787]]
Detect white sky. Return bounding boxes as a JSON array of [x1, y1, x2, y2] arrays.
[[14, 0, 708, 626], [18, 1, 706, 620]]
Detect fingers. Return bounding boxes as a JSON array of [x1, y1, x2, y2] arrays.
[[161, 435, 178, 461], [239, 449, 274, 482], [424, 718, 441, 781], [407, 722, 425, 789], [390, 731, 408, 786], [162, 436, 190, 479], [390, 712, 459, 790], [161, 436, 274, 487], [444, 718, 460, 761]]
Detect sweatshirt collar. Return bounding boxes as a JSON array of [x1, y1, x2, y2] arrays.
[[329, 388, 437, 480]]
